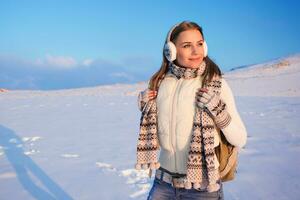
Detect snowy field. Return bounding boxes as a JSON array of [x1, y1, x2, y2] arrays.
[[1, 54, 300, 199]]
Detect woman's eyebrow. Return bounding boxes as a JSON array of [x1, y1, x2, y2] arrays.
[[180, 40, 204, 45]]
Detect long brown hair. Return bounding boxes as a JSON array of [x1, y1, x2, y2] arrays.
[[148, 21, 222, 91]]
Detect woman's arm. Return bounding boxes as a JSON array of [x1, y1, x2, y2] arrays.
[[196, 78, 247, 148], [217, 78, 247, 148]]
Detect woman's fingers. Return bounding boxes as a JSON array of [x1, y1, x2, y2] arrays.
[[148, 90, 157, 94], [196, 91, 208, 99], [147, 90, 157, 99], [200, 92, 211, 100], [198, 88, 208, 93], [196, 96, 209, 104], [196, 88, 211, 99]]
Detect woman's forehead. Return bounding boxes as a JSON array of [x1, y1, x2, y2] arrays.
[[175, 29, 203, 43]]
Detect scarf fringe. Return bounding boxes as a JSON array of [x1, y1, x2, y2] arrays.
[[135, 162, 160, 170], [183, 181, 220, 192]]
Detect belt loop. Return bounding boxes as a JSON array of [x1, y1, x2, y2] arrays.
[[160, 169, 164, 181], [148, 169, 152, 178]]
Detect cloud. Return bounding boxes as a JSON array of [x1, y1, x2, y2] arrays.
[[82, 59, 93, 66], [35, 54, 78, 69], [0, 54, 153, 90]]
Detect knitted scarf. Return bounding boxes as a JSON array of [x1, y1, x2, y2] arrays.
[[170, 61, 206, 79], [136, 61, 221, 192]]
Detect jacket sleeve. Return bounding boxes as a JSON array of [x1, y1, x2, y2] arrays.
[[218, 78, 248, 148]]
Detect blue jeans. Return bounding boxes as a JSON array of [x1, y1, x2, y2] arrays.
[[147, 177, 224, 200]]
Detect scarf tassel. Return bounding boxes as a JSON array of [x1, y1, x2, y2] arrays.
[[135, 162, 160, 170], [183, 181, 220, 192]]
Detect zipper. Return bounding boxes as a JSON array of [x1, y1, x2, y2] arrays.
[[169, 80, 177, 167], [169, 78, 183, 172]]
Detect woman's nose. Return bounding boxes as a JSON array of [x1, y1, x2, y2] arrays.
[[191, 45, 200, 55]]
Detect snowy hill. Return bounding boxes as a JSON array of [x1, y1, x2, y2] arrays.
[[224, 53, 300, 96], [0, 54, 300, 200]]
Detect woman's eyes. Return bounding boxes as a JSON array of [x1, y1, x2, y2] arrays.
[[183, 43, 203, 48]]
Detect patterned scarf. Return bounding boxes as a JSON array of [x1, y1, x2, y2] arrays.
[[169, 61, 206, 79], [136, 61, 222, 192]]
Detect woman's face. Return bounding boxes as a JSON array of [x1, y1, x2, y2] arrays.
[[174, 29, 204, 68]]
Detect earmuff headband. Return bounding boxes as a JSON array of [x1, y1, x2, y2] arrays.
[[164, 22, 208, 62]]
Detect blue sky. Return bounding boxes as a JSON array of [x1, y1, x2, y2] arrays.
[[1, 0, 300, 89]]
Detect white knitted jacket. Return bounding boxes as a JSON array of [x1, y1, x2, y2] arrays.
[[137, 72, 247, 174]]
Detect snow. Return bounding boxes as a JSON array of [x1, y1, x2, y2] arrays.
[[0, 54, 300, 199], [224, 53, 300, 97]]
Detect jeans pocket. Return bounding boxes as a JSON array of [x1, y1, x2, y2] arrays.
[[184, 189, 219, 199], [153, 177, 167, 186]]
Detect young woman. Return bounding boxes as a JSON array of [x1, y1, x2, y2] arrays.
[[135, 21, 247, 200]]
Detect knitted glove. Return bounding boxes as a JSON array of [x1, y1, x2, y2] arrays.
[[137, 89, 157, 111], [196, 88, 232, 129]]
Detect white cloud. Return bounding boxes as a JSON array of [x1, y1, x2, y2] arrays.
[[110, 72, 129, 78], [109, 72, 133, 80], [82, 59, 94, 66], [0, 53, 149, 90], [35, 54, 78, 69]]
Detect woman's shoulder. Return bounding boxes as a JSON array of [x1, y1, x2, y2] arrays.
[[210, 74, 230, 90], [218, 76, 235, 101], [220, 76, 229, 87]]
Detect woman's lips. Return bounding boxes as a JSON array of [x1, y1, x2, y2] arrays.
[[189, 57, 201, 61]]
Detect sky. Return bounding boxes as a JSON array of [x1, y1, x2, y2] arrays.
[[1, 0, 300, 90]]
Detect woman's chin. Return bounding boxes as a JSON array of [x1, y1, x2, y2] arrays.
[[177, 61, 202, 69], [185, 64, 201, 69], [187, 61, 203, 68]]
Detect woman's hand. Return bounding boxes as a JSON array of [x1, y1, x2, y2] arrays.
[[140, 89, 158, 102], [195, 88, 221, 117], [196, 87, 232, 129], [138, 89, 158, 111]]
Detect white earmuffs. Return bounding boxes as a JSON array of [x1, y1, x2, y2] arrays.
[[163, 23, 208, 62]]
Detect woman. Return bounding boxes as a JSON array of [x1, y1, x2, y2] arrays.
[[135, 21, 247, 200]]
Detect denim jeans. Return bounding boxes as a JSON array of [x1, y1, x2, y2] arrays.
[[147, 177, 224, 200]]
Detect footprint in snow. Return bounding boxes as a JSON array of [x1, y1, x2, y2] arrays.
[[120, 168, 152, 198], [61, 154, 80, 158], [240, 148, 260, 156], [23, 136, 42, 155], [22, 136, 42, 142], [95, 162, 117, 172], [24, 149, 40, 155], [7, 136, 42, 155], [94, 162, 152, 198]]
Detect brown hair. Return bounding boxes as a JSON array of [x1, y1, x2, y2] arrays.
[[148, 21, 222, 91]]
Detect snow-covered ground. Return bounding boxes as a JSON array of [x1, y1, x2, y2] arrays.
[[0, 54, 300, 199]]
